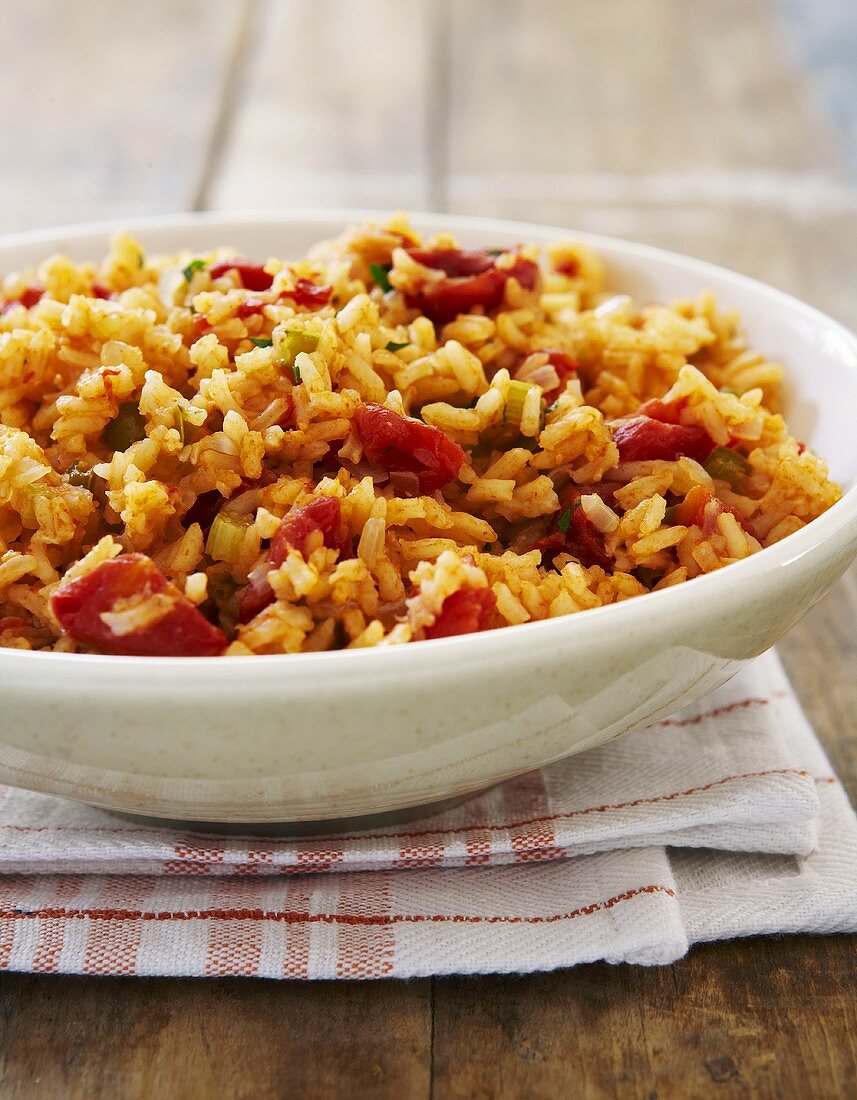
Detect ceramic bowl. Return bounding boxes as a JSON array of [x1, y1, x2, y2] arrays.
[[1, 212, 856, 828]]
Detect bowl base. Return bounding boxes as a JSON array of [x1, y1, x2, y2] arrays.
[[105, 786, 497, 837]]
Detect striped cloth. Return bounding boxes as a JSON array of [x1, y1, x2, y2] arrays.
[[0, 652, 854, 978]]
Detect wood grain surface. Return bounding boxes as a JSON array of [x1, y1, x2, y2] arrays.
[[0, 0, 855, 1096]]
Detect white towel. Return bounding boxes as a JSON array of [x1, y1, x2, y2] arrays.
[[0, 651, 853, 978]]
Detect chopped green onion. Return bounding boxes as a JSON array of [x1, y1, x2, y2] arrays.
[[66, 463, 94, 490], [293, 363, 302, 383], [505, 380, 537, 429], [183, 258, 207, 282], [206, 510, 250, 564], [556, 504, 573, 534], [385, 340, 409, 352], [102, 402, 146, 451], [704, 446, 752, 488], [369, 263, 392, 293], [251, 336, 274, 348]]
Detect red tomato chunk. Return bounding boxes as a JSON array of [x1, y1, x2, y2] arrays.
[[404, 248, 538, 326], [541, 348, 579, 402], [352, 403, 465, 495], [289, 279, 332, 309], [673, 485, 757, 539], [51, 554, 226, 657], [424, 587, 496, 639], [208, 258, 274, 292], [1, 285, 45, 313], [270, 496, 350, 564], [239, 497, 350, 623], [537, 500, 614, 572], [613, 416, 716, 463]]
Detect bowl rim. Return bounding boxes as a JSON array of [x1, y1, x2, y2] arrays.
[[2, 207, 856, 678]]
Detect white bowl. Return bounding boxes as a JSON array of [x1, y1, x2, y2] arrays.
[[1, 211, 856, 827]]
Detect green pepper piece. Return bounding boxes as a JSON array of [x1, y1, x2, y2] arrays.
[[704, 446, 752, 488], [102, 402, 146, 451]]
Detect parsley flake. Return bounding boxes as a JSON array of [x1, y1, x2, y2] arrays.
[[251, 336, 273, 348], [556, 505, 573, 534], [369, 263, 392, 293], [385, 340, 409, 352], [292, 363, 302, 383], [183, 258, 207, 282]]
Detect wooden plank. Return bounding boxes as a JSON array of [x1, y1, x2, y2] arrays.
[[445, 0, 846, 188], [209, 0, 435, 212], [0, 0, 244, 234], [431, 935, 857, 1099], [0, 974, 432, 1099]]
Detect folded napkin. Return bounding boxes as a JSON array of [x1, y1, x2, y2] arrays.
[[0, 651, 854, 978]]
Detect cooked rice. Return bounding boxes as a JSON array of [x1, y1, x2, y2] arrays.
[[0, 214, 841, 656]]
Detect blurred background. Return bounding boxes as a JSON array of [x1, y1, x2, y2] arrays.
[[1, 0, 855, 328]]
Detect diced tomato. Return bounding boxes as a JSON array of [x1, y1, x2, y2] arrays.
[[424, 587, 496, 640], [289, 279, 332, 310], [541, 348, 579, 402], [275, 394, 295, 429], [270, 496, 350, 565], [613, 416, 716, 463], [554, 256, 579, 277], [209, 258, 274, 292], [671, 485, 757, 539], [404, 248, 539, 325], [352, 403, 465, 494], [51, 554, 226, 657], [1, 285, 45, 313], [91, 283, 113, 300], [238, 497, 350, 623], [536, 498, 614, 572], [235, 296, 268, 318], [636, 397, 686, 424]]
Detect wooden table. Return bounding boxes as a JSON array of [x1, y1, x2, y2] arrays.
[[1, 1, 855, 1095]]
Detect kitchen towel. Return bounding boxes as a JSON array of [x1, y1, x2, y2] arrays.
[[0, 650, 853, 978]]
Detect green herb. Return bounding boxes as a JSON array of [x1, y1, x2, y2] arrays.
[[369, 263, 392, 293], [704, 446, 752, 488], [556, 505, 573, 534], [206, 510, 251, 564], [385, 340, 409, 352], [293, 363, 302, 383], [102, 402, 146, 451], [546, 400, 560, 414], [251, 336, 274, 348], [66, 463, 94, 491], [485, 248, 504, 257], [183, 258, 207, 282]]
